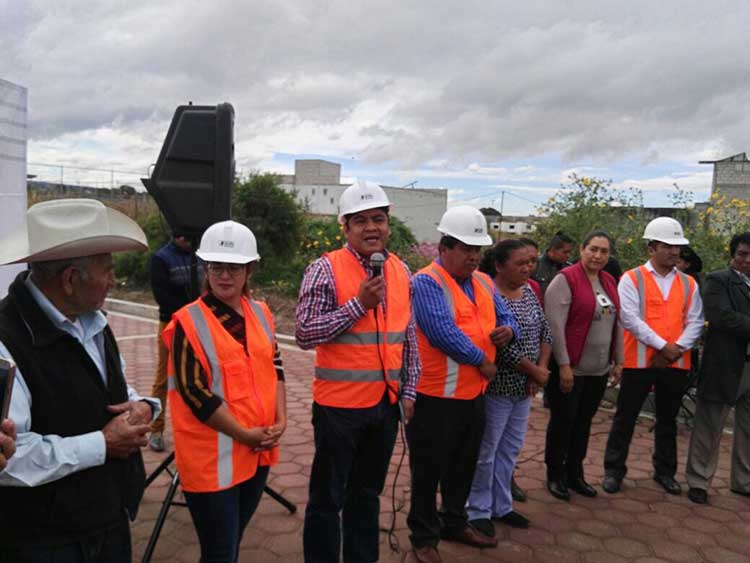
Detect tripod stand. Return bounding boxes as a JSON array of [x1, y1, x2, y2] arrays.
[[141, 452, 296, 563]]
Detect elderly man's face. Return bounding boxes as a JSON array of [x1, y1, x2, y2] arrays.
[[70, 254, 116, 314]]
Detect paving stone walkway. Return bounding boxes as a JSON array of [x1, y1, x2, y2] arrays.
[[110, 311, 750, 563]]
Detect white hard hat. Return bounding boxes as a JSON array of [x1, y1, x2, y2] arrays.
[[642, 216, 689, 245], [437, 205, 493, 246], [337, 180, 391, 224], [196, 220, 260, 264]]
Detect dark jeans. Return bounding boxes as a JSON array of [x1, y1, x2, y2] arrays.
[[545, 372, 608, 481], [406, 393, 486, 549], [303, 394, 399, 563], [604, 367, 689, 480], [0, 513, 131, 563], [183, 466, 269, 563]]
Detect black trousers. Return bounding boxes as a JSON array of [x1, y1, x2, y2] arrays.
[[545, 372, 608, 481], [406, 393, 486, 549], [0, 513, 131, 563], [303, 393, 399, 563], [604, 367, 689, 480]]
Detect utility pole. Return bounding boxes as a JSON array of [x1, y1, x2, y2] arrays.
[[498, 190, 506, 241]]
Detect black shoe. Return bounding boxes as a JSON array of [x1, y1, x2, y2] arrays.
[[730, 488, 750, 497], [568, 477, 597, 498], [546, 479, 570, 501], [494, 510, 530, 529], [653, 474, 682, 495], [687, 488, 708, 504], [468, 518, 495, 538], [511, 476, 527, 502], [602, 475, 621, 494]]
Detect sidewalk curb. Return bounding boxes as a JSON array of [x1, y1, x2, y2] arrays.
[[105, 297, 298, 346]]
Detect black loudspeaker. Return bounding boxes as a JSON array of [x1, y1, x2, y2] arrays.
[[142, 103, 235, 240]]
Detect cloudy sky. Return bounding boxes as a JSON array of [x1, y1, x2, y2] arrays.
[[2, 0, 748, 215]]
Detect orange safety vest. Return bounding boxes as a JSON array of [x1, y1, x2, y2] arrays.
[[623, 265, 696, 370], [415, 261, 497, 400], [313, 248, 411, 408], [163, 297, 279, 493]]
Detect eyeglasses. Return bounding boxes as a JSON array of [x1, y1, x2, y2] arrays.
[[206, 262, 246, 276]]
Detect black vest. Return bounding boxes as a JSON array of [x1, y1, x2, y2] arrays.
[[0, 272, 145, 546]]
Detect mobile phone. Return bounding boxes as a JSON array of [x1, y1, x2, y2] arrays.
[[0, 358, 16, 421]]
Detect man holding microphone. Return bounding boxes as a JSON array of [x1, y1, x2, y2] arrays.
[[296, 181, 420, 563]]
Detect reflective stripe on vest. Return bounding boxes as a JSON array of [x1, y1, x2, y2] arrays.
[[186, 303, 234, 488], [427, 265, 460, 397], [165, 297, 279, 492], [415, 262, 497, 400], [313, 248, 412, 408], [626, 266, 693, 370]]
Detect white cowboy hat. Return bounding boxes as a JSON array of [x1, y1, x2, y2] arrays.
[[0, 198, 148, 264]]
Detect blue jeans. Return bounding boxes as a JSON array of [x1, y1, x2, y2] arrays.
[[466, 394, 531, 520], [184, 466, 269, 563]]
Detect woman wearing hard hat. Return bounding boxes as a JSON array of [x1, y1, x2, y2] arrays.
[[163, 220, 287, 562]]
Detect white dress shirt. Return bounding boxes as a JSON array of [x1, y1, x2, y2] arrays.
[[0, 275, 161, 487], [618, 260, 704, 352]]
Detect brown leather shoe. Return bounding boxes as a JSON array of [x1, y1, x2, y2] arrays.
[[413, 545, 442, 563], [441, 525, 498, 548]]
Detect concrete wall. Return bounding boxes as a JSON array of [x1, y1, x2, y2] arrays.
[[282, 182, 447, 242], [280, 159, 447, 242], [713, 158, 750, 201], [294, 160, 342, 185]]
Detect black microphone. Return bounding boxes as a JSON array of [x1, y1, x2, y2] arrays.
[[370, 252, 385, 277]]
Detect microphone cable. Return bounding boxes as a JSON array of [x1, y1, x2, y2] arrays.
[[373, 304, 409, 555]]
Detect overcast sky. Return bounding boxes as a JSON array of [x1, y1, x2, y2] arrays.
[[2, 0, 748, 215]]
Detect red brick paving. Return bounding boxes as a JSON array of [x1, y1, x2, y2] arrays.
[[109, 311, 750, 562]]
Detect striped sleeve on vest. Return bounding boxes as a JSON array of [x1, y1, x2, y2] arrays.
[[171, 323, 223, 422]]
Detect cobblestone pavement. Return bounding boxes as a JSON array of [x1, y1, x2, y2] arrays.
[[110, 312, 750, 563]]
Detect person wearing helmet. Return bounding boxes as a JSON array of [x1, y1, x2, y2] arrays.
[[163, 220, 287, 562], [408, 206, 520, 561], [296, 180, 420, 563], [602, 217, 703, 496]]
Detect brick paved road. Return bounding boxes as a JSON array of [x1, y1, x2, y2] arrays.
[[110, 311, 750, 563]]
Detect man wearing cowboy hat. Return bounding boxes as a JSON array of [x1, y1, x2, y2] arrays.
[[0, 199, 161, 563]]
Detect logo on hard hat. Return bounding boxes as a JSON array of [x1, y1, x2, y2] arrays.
[[474, 227, 483, 233], [360, 194, 374, 201], [219, 240, 235, 248]]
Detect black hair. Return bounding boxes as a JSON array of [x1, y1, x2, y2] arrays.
[[518, 237, 539, 249], [581, 230, 613, 250], [548, 231, 574, 250], [439, 234, 460, 249], [493, 239, 526, 266], [343, 206, 390, 226], [730, 233, 750, 258], [678, 246, 703, 275]]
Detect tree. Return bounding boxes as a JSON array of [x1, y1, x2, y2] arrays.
[[232, 173, 306, 290], [534, 175, 650, 270]]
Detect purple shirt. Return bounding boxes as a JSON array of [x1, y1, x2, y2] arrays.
[[295, 245, 421, 401]]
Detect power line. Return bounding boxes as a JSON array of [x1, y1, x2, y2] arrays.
[[28, 161, 145, 176]]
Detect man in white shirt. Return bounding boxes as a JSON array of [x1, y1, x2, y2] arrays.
[[602, 217, 703, 496], [0, 199, 160, 563]]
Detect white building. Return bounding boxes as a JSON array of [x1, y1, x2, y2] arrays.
[[279, 159, 447, 242]]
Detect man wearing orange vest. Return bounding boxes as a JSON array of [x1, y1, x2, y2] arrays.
[[296, 181, 421, 563], [408, 206, 519, 563], [602, 217, 703, 496]]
